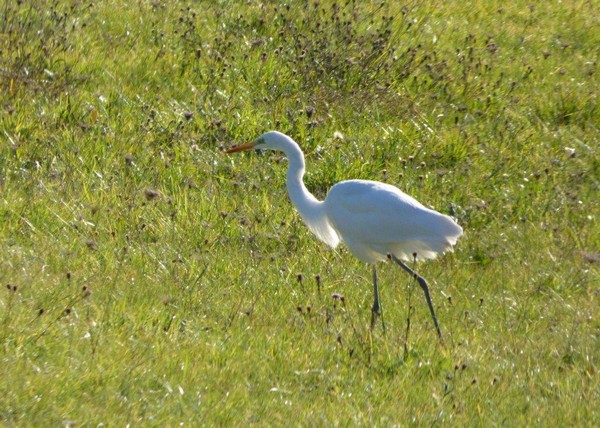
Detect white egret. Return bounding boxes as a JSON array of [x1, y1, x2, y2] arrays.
[[226, 131, 463, 339]]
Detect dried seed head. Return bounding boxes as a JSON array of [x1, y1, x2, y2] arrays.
[[144, 189, 160, 200], [581, 252, 600, 264]]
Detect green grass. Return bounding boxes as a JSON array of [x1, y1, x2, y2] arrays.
[[1, 0, 598, 425]]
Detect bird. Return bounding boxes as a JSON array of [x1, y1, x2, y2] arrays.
[[226, 131, 463, 339]]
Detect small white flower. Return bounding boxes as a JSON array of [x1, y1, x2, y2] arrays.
[[333, 131, 344, 140]]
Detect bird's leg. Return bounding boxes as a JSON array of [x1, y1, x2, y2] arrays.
[[388, 254, 443, 340], [370, 265, 386, 333], [403, 253, 417, 357]]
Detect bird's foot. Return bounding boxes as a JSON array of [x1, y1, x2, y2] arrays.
[[370, 305, 386, 333], [370, 307, 380, 330]]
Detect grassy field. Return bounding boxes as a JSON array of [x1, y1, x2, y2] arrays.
[[1, 0, 598, 425]]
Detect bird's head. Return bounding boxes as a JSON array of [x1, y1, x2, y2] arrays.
[[226, 131, 292, 154]]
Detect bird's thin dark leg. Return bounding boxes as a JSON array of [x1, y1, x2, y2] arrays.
[[370, 265, 386, 333], [403, 253, 417, 357], [388, 254, 443, 340]]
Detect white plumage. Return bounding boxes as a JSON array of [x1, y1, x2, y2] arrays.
[[325, 179, 462, 263], [226, 131, 463, 338]]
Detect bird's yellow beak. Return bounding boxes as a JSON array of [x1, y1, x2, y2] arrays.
[[225, 142, 255, 154]]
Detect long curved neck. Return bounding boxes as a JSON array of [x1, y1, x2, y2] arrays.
[[284, 142, 322, 216], [276, 135, 339, 248]]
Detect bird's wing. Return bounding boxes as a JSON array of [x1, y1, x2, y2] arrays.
[[327, 180, 427, 212], [324, 180, 462, 262]]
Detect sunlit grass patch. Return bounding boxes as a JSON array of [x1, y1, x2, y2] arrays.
[[0, 0, 598, 425]]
